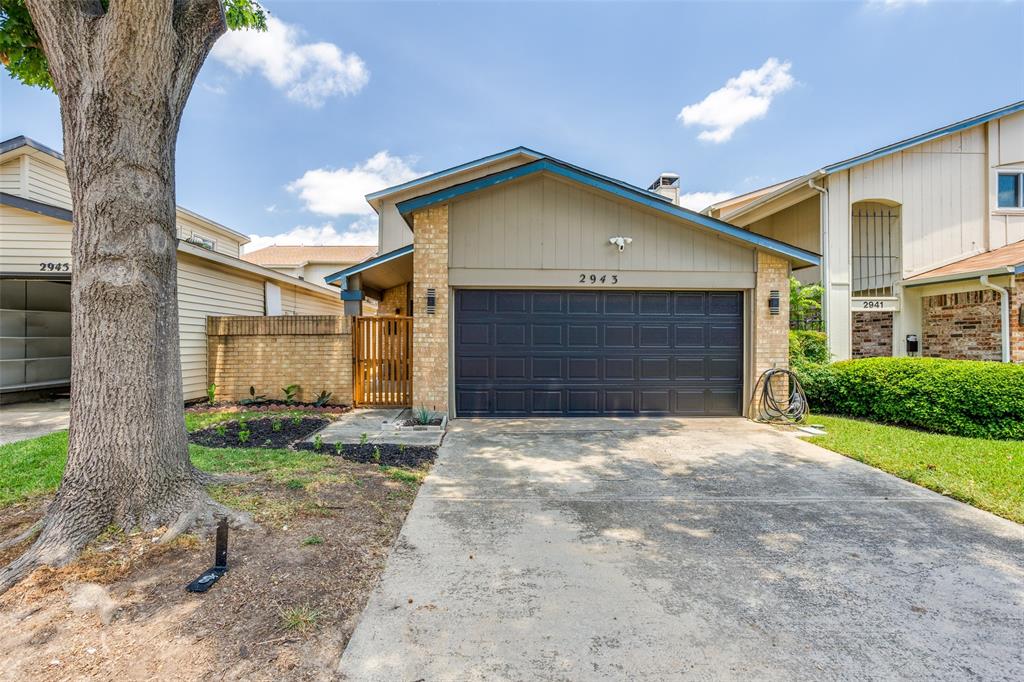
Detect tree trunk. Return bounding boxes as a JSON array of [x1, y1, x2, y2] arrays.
[[1, 0, 247, 593]]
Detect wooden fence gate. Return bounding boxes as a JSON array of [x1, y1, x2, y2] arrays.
[[353, 316, 412, 406]]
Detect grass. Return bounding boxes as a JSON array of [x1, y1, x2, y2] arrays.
[[808, 415, 1024, 524], [0, 410, 332, 508], [279, 604, 321, 633], [301, 534, 324, 546]]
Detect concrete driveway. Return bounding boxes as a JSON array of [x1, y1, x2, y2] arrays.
[[0, 399, 69, 445], [340, 418, 1024, 681]]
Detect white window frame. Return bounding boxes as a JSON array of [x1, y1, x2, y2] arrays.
[[996, 170, 1024, 211]]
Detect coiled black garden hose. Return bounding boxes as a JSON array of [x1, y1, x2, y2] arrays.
[[749, 368, 809, 424]]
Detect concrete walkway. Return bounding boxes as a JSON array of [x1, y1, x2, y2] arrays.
[[313, 408, 444, 447], [0, 399, 70, 445], [340, 418, 1024, 680]]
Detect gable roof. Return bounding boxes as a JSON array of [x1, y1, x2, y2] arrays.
[[720, 100, 1024, 221], [366, 146, 673, 208], [394, 157, 821, 267], [243, 244, 377, 267]]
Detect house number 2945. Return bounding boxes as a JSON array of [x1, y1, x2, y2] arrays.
[[579, 273, 618, 284]]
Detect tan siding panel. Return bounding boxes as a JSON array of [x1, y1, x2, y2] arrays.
[[0, 207, 73, 272], [25, 157, 72, 209], [0, 159, 21, 194], [449, 174, 754, 275]]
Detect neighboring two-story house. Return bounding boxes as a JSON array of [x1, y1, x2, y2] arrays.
[[707, 101, 1024, 364], [0, 136, 345, 402]]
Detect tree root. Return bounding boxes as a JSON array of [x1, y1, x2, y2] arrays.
[[0, 519, 44, 551], [1, 475, 255, 595]]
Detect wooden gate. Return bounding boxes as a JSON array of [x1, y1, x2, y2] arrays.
[[353, 316, 412, 406]]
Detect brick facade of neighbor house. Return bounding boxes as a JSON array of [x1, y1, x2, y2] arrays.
[[749, 251, 790, 418], [851, 311, 894, 358], [411, 205, 450, 412], [379, 283, 409, 316], [1010, 276, 1024, 363], [207, 315, 352, 405], [921, 289, 1004, 361]]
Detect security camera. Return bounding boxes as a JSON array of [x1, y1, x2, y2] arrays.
[[609, 236, 633, 252]]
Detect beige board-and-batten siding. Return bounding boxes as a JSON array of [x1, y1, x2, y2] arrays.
[[207, 315, 352, 405]]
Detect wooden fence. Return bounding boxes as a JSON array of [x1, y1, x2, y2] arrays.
[[352, 316, 412, 406]]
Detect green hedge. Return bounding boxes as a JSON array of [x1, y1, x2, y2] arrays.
[[789, 330, 829, 369], [798, 357, 1024, 440]]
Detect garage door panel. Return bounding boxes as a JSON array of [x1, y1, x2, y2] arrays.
[[454, 290, 743, 417], [496, 323, 526, 346]]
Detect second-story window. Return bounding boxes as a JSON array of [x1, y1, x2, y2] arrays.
[[186, 232, 216, 251], [997, 172, 1023, 209]]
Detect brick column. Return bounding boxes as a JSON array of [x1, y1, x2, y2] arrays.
[[411, 205, 450, 412], [749, 251, 791, 417]]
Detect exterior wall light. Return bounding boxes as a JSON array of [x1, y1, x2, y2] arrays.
[[426, 287, 437, 315], [768, 290, 780, 316]]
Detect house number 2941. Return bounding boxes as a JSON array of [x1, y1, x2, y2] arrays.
[[579, 273, 618, 284]]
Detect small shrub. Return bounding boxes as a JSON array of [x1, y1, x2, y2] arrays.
[[292, 416, 302, 427], [238, 430, 250, 444], [313, 435, 323, 451], [335, 443, 344, 455], [313, 390, 332, 407], [215, 424, 227, 437], [414, 405, 432, 425], [286, 478, 307, 490], [800, 357, 1024, 440], [302, 535, 324, 546], [206, 382, 217, 403], [372, 446, 381, 464], [272, 418, 283, 432], [282, 384, 300, 405], [240, 385, 267, 405], [359, 432, 368, 445]]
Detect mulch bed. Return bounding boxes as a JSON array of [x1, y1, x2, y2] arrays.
[[294, 441, 437, 468], [186, 402, 352, 415], [189, 417, 329, 449]]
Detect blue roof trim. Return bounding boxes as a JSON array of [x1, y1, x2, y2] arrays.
[[396, 160, 821, 266], [323, 244, 414, 286], [823, 100, 1024, 174], [366, 146, 672, 206], [366, 147, 542, 201]]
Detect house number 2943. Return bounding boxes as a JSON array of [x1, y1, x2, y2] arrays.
[[579, 273, 618, 284]]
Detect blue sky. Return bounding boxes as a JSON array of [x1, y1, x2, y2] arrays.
[[3, 0, 1023, 251]]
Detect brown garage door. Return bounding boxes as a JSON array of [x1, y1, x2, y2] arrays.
[[453, 289, 744, 417]]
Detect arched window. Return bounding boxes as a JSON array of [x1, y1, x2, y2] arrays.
[[851, 202, 901, 296]]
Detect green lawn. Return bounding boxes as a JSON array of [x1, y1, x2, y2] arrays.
[[807, 415, 1024, 524], [0, 410, 328, 508]]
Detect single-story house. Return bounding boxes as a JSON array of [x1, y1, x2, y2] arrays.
[[0, 136, 345, 403], [327, 149, 820, 418], [705, 100, 1024, 364]]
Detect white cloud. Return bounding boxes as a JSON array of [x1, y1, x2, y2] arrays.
[[679, 191, 735, 212], [199, 82, 227, 95], [211, 16, 368, 107], [287, 151, 423, 216], [678, 58, 795, 143], [243, 216, 378, 254]]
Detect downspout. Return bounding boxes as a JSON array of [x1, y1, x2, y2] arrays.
[[808, 177, 829, 340], [979, 275, 1011, 362]]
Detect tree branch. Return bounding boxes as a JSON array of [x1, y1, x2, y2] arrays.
[[169, 0, 227, 118], [23, 0, 99, 91]]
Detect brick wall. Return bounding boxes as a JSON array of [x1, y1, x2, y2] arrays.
[[749, 251, 790, 418], [207, 315, 352, 404], [921, 290, 1002, 361], [378, 283, 409, 316], [851, 311, 893, 358], [921, 276, 1023, 363], [411, 205, 450, 412]]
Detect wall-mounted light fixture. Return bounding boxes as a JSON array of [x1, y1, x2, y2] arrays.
[[768, 290, 780, 316], [426, 287, 437, 315], [906, 334, 919, 355]]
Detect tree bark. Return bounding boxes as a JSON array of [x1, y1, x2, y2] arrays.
[[1, 0, 247, 593]]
